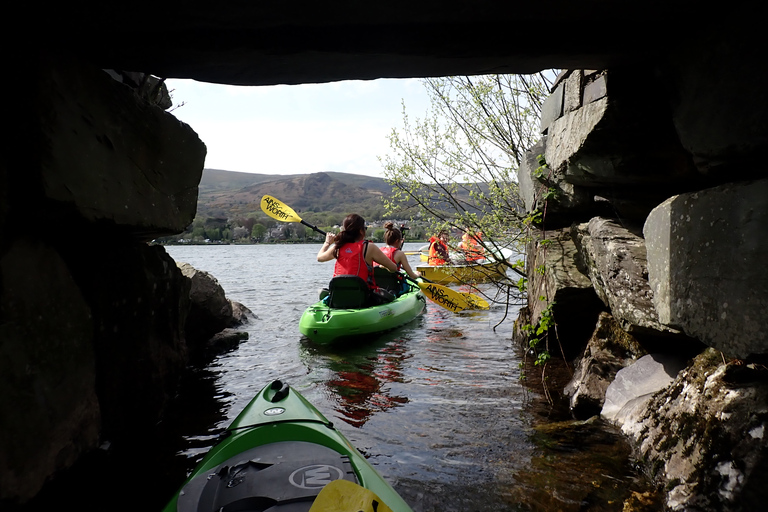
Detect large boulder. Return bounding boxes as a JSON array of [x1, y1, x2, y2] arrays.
[[177, 262, 254, 360], [572, 217, 682, 339], [27, 52, 206, 240], [644, 179, 768, 358], [614, 349, 768, 511]]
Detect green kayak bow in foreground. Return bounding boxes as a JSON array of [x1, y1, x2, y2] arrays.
[[162, 380, 413, 512]]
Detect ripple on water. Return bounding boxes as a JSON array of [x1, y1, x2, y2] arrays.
[[160, 244, 656, 512]]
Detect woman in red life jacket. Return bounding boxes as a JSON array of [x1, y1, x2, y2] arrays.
[[317, 214, 398, 288], [428, 229, 451, 266], [374, 222, 421, 281]]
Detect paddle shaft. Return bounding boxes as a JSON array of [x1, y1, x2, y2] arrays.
[[302, 220, 325, 235]]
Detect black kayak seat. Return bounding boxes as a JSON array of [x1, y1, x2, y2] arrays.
[[327, 275, 370, 309], [372, 267, 402, 294], [176, 441, 358, 512]]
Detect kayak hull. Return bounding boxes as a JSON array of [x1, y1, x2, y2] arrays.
[[299, 285, 426, 345], [416, 259, 507, 285], [163, 380, 413, 512]]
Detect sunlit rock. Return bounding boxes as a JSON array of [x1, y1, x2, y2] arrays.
[[572, 217, 682, 338], [601, 353, 687, 424], [564, 312, 646, 419], [616, 349, 768, 510]]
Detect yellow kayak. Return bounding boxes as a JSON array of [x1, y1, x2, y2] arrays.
[[416, 259, 507, 285]]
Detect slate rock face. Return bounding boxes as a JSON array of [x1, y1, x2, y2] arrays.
[[644, 179, 768, 359], [572, 217, 682, 339]]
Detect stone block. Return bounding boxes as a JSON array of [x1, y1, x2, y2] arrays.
[[544, 97, 608, 175], [644, 179, 768, 358], [573, 217, 680, 337], [517, 138, 547, 212], [583, 74, 607, 104], [33, 53, 206, 240], [539, 82, 564, 134], [563, 70, 582, 113]]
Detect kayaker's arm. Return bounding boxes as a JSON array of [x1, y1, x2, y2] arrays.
[[317, 232, 336, 262], [396, 250, 421, 280]]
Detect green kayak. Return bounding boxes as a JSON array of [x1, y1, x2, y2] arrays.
[[163, 379, 413, 512], [299, 275, 426, 345]]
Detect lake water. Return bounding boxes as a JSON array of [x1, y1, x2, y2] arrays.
[[155, 243, 655, 511]]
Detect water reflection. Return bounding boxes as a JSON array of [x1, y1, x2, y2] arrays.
[[300, 334, 412, 427]]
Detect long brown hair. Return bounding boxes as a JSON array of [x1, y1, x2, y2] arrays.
[[384, 222, 402, 247], [333, 214, 365, 257]]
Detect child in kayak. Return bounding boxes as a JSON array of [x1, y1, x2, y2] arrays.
[[317, 214, 398, 304]]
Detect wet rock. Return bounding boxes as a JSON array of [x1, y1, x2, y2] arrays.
[[177, 262, 254, 360], [564, 312, 646, 419], [204, 328, 250, 357], [615, 349, 768, 511]]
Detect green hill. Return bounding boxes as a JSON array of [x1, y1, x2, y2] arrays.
[[196, 169, 393, 221]]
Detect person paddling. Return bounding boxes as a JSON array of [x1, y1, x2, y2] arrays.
[[376, 222, 421, 279], [317, 213, 398, 291], [428, 229, 451, 266]]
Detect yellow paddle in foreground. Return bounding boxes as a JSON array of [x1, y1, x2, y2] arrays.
[[308, 479, 393, 512], [260, 195, 476, 313]]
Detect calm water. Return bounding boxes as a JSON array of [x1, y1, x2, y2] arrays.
[[155, 243, 654, 511]]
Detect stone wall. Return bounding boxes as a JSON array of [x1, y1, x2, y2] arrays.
[[515, 65, 767, 509]]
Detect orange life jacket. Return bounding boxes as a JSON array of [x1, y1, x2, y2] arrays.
[[428, 239, 448, 266], [460, 234, 484, 261]]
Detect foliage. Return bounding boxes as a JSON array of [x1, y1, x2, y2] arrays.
[[380, 73, 555, 310]]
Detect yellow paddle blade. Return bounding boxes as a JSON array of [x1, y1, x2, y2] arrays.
[[464, 293, 490, 310], [308, 480, 393, 512], [261, 195, 302, 223], [418, 282, 471, 313]]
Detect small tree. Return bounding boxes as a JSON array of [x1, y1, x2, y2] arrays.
[[251, 223, 267, 242], [381, 73, 555, 315]]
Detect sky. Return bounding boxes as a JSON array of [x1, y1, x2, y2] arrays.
[[164, 78, 433, 178]]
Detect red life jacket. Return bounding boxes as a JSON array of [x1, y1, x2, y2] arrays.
[[334, 240, 375, 287], [375, 245, 401, 270]]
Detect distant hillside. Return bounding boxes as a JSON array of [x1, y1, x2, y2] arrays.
[[196, 169, 393, 219]]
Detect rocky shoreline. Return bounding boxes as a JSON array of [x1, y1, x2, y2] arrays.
[[513, 69, 768, 510]]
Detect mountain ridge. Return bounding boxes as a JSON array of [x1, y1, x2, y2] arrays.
[[197, 168, 392, 219]]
